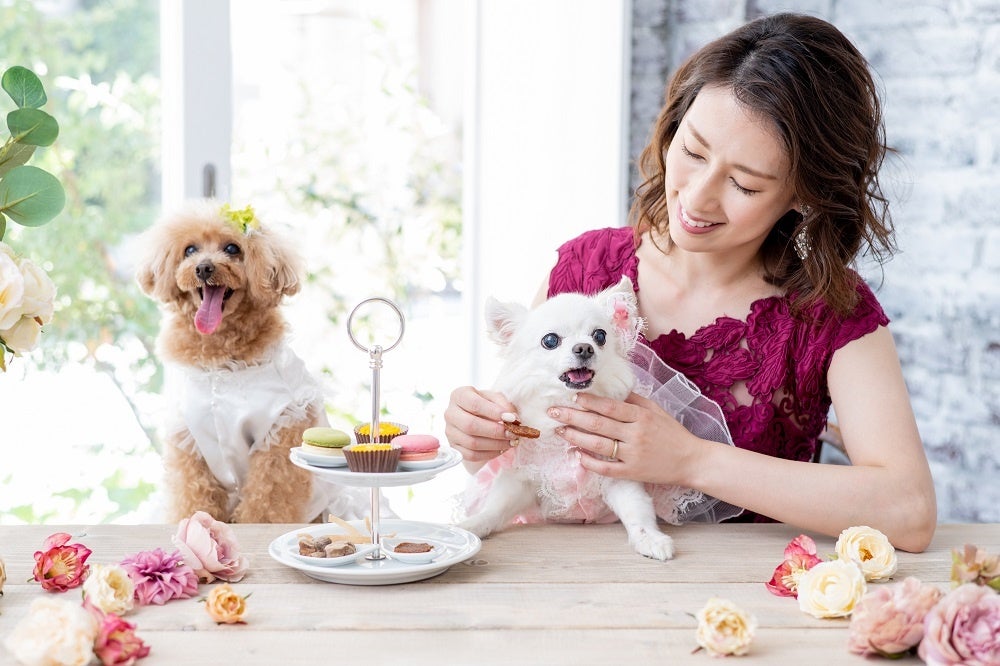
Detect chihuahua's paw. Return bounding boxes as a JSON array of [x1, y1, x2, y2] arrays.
[[632, 529, 675, 561]]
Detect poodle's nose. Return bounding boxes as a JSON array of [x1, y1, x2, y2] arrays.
[[572, 342, 594, 360], [195, 261, 215, 282]]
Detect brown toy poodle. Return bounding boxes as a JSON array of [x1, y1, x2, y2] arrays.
[[136, 200, 343, 523]]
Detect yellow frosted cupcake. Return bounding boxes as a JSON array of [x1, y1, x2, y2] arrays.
[[343, 443, 402, 473], [353, 421, 408, 444]]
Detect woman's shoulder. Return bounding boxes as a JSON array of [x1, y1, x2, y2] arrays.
[[776, 272, 890, 350], [549, 226, 638, 297]]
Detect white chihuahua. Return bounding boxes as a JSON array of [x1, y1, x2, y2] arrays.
[[460, 276, 675, 560]]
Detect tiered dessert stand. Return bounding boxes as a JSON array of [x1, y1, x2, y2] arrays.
[[271, 297, 480, 585]]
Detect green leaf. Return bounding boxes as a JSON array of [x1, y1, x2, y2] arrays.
[[0, 141, 37, 177], [0, 165, 65, 227], [7, 108, 59, 146], [2, 66, 47, 109], [0, 213, 6, 241]]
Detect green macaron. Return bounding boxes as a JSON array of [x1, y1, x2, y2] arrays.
[[301, 427, 351, 456]]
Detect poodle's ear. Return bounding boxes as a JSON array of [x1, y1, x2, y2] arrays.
[[134, 227, 183, 304], [246, 227, 303, 304], [484, 296, 528, 348], [598, 276, 642, 353]]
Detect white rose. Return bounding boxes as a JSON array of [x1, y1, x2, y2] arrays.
[[82, 563, 135, 616], [695, 597, 757, 657], [16, 256, 56, 323], [797, 559, 867, 618], [0, 315, 43, 354], [0, 247, 25, 330], [3, 596, 99, 666], [835, 525, 898, 582]]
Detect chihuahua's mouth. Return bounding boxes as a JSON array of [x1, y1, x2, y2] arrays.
[[194, 284, 234, 335], [560, 367, 595, 390]]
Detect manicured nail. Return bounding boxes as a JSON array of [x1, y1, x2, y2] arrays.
[[501, 412, 517, 423], [548, 408, 560, 418], [555, 426, 566, 436]]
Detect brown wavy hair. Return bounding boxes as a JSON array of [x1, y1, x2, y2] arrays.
[[630, 13, 895, 317]]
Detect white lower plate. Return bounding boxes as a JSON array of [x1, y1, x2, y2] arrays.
[[290, 447, 462, 487], [268, 520, 481, 585]]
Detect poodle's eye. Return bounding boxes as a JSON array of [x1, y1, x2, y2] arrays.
[[184, 245, 198, 257], [541, 333, 561, 350], [592, 329, 607, 346], [223, 243, 241, 256]]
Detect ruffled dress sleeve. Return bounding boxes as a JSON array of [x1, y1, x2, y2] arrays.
[[547, 227, 640, 298]]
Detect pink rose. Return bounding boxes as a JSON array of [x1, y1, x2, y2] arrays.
[[918, 583, 1000, 665], [765, 534, 823, 598], [172, 511, 248, 583], [32, 532, 92, 592], [90, 607, 151, 666], [847, 577, 943, 657], [120, 548, 199, 605]]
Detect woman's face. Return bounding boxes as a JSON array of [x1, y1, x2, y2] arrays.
[[663, 85, 798, 257]]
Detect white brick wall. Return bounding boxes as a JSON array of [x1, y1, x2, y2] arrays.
[[630, 0, 1000, 522]]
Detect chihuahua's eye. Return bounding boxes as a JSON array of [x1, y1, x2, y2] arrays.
[[223, 243, 241, 256], [540, 333, 561, 350], [592, 329, 607, 346], [184, 245, 198, 257]]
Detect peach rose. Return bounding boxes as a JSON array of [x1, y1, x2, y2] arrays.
[[3, 597, 99, 666], [0, 555, 6, 597], [918, 583, 1000, 665], [797, 559, 867, 618], [847, 576, 943, 657], [695, 597, 757, 657], [82, 563, 136, 616], [835, 525, 898, 582], [204, 583, 249, 624], [173, 511, 248, 583]]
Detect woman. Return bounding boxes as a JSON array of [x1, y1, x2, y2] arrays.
[[444, 13, 936, 552]]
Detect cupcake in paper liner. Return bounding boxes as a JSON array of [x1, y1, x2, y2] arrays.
[[353, 421, 408, 444], [343, 443, 402, 473]]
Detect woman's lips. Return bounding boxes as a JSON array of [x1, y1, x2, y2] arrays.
[[677, 204, 721, 235]]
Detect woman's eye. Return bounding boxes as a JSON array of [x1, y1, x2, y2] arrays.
[[541, 333, 561, 350], [184, 245, 198, 257], [680, 142, 702, 160], [224, 243, 241, 256], [731, 179, 758, 196], [592, 329, 607, 346]]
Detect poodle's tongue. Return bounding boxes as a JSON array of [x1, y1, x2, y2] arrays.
[[195, 285, 226, 335]]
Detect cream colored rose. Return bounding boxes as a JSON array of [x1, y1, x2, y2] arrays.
[[1, 315, 43, 354], [16, 256, 56, 324], [204, 583, 248, 624], [0, 247, 25, 330], [836, 525, 898, 582], [797, 559, 867, 618], [695, 597, 757, 657], [3, 596, 99, 666], [83, 563, 136, 615]]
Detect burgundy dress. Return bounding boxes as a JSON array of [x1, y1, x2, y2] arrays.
[[547, 227, 889, 522]]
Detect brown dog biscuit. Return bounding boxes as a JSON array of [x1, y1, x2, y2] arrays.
[[504, 420, 540, 439]]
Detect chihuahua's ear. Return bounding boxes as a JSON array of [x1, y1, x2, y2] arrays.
[[484, 297, 527, 347], [599, 276, 643, 353]]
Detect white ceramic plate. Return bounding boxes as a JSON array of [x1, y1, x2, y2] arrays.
[[397, 451, 450, 471], [289, 447, 462, 487], [291, 446, 348, 467], [288, 541, 379, 567], [381, 537, 447, 564], [268, 520, 481, 585]]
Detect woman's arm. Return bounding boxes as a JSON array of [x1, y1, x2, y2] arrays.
[[561, 325, 937, 552]]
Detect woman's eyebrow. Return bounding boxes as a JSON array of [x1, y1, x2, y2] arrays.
[[687, 122, 781, 180]]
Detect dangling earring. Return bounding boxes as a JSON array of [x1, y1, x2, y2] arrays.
[[794, 205, 812, 261]]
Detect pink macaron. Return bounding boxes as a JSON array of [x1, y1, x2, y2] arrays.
[[395, 434, 440, 461]]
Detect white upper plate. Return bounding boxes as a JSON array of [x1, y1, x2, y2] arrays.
[[289, 447, 462, 487], [268, 519, 481, 585], [291, 446, 348, 467]]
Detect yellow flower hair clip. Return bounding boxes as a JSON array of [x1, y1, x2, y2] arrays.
[[220, 203, 260, 236]]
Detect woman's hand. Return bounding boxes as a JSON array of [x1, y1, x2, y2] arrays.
[[444, 386, 519, 470], [547, 391, 700, 485]]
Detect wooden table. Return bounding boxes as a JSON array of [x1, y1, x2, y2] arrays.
[[0, 522, 996, 664]]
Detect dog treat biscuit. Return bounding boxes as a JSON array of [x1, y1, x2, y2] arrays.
[[504, 420, 540, 439]]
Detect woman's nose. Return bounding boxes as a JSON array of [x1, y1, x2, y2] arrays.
[[685, 168, 720, 213]]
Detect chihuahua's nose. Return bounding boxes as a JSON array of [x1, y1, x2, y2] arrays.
[[195, 261, 215, 282], [572, 342, 594, 360]]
